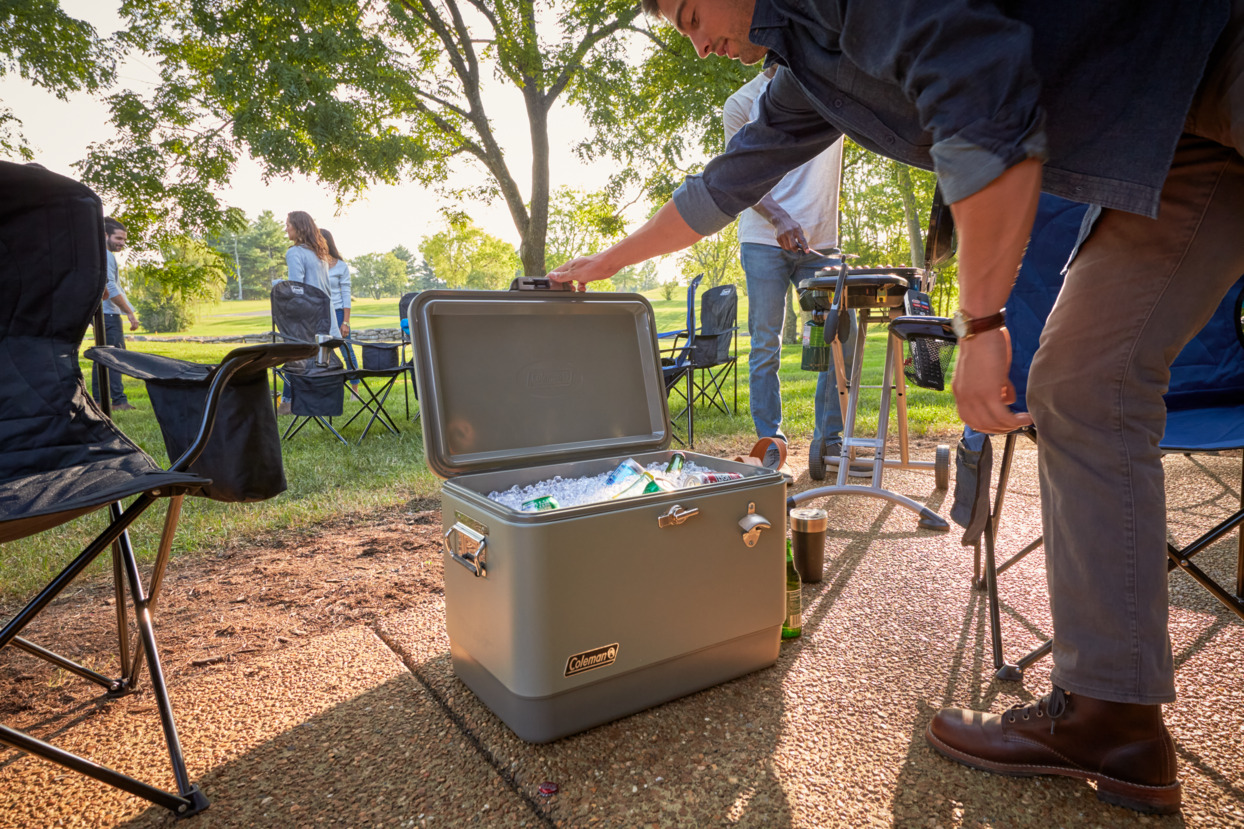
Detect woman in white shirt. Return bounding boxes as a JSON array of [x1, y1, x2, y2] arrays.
[[321, 228, 360, 397]]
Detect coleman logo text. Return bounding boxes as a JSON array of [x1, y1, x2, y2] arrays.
[[564, 643, 620, 677]]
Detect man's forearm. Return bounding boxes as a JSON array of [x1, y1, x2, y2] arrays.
[[593, 201, 705, 275], [750, 194, 787, 227], [110, 292, 137, 317], [950, 158, 1042, 315]]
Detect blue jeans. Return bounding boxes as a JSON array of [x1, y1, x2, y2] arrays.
[[90, 313, 128, 405], [740, 243, 856, 445]]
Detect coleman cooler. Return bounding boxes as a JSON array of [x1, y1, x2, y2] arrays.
[[409, 281, 787, 743]]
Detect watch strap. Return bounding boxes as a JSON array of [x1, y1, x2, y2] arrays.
[[955, 309, 1007, 340]]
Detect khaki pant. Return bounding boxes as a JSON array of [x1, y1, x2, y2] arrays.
[[1028, 8, 1244, 703]]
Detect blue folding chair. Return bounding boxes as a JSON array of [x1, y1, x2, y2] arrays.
[[659, 274, 705, 446], [907, 194, 1244, 679]]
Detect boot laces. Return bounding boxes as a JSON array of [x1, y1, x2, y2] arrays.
[[1005, 686, 1068, 734]]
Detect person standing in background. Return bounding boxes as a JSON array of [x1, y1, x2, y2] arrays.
[[279, 211, 337, 415], [92, 217, 140, 411], [725, 66, 861, 475], [321, 228, 361, 400]]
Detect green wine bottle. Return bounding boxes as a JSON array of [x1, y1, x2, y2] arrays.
[[782, 537, 802, 639]]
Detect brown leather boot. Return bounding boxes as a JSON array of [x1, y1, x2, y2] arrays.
[[925, 686, 1180, 814]]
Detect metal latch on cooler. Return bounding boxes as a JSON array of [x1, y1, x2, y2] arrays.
[[658, 504, 699, 528], [738, 502, 770, 547]]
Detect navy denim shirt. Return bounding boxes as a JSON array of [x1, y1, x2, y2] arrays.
[[674, 0, 1229, 237]]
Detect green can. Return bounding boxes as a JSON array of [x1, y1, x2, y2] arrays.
[[520, 495, 560, 512]]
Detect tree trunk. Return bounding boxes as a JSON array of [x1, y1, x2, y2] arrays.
[[895, 163, 926, 269], [783, 284, 800, 345], [521, 88, 551, 276]]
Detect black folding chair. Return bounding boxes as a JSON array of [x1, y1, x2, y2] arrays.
[[270, 281, 404, 444], [398, 290, 420, 421], [661, 356, 694, 447], [660, 281, 738, 416], [688, 284, 739, 415], [0, 161, 313, 817]]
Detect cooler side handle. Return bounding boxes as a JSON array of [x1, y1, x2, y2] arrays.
[[444, 522, 489, 577]]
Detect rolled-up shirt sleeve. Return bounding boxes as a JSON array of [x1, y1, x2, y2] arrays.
[[674, 68, 842, 236], [838, 0, 1047, 203]]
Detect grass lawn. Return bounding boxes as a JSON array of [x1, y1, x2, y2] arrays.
[[1, 289, 960, 600]]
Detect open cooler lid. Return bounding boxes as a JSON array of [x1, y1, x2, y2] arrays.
[[410, 285, 671, 478]]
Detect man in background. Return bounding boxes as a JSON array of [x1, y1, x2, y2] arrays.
[[725, 66, 861, 474], [92, 216, 140, 411]]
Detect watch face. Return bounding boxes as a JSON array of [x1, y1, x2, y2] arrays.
[[951, 311, 968, 339]]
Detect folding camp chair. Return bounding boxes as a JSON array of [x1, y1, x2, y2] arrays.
[[687, 285, 739, 415], [658, 274, 704, 347], [662, 355, 694, 447], [0, 161, 313, 817], [659, 276, 739, 416], [270, 281, 404, 444], [398, 291, 420, 421], [658, 275, 705, 446]]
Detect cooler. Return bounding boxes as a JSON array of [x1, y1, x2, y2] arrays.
[[409, 280, 787, 743]]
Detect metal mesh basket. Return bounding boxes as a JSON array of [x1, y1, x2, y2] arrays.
[[904, 334, 956, 391]]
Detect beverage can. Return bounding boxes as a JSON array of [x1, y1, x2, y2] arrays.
[[681, 471, 745, 485], [605, 458, 645, 486], [520, 495, 560, 512]]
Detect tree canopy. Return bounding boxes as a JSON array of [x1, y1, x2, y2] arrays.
[[70, 0, 748, 275], [351, 250, 408, 299], [0, 1, 116, 159], [419, 217, 521, 290]]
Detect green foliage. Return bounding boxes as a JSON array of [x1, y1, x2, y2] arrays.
[[209, 210, 291, 299], [0, 0, 116, 160], [838, 140, 959, 313], [544, 186, 627, 270], [660, 279, 679, 302], [81, 0, 732, 276], [570, 21, 755, 206], [127, 236, 230, 332], [419, 218, 520, 291], [678, 221, 743, 289], [351, 251, 407, 299], [607, 261, 659, 294]]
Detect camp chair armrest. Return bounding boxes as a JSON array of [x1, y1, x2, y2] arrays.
[[163, 344, 316, 473]]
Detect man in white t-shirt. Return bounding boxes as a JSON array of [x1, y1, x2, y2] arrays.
[[725, 66, 858, 470]]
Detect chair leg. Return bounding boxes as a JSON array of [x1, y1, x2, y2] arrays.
[[116, 531, 209, 816], [124, 496, 184, 690], [111, 505, 131, 688], [0, 493, 210, 817], [338, 375, 401, 442]]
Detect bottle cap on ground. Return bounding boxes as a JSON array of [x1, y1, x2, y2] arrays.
[[789, 507, 828, 533]]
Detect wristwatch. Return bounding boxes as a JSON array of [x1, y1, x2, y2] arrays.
[[951, 308, 1006, 341]]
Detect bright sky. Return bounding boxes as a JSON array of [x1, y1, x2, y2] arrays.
[[1, 2, 677, 270]]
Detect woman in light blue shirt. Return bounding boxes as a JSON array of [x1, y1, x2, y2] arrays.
[[321, 229, 360, 394], [279, 211, 337, 411]]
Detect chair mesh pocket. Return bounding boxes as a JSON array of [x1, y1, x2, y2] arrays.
[[904, 335, 956, 391]]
